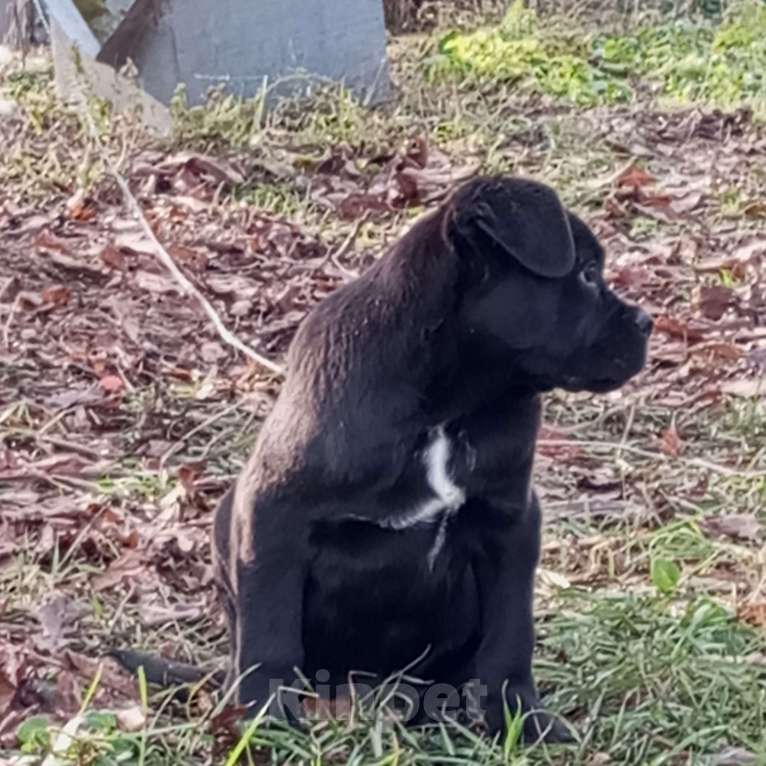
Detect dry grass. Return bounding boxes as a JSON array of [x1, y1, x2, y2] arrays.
[[1, 3, 766, 763]]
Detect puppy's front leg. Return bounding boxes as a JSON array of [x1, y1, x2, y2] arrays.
[[473, 494, 572, 743], [233, 523, 306, 720]]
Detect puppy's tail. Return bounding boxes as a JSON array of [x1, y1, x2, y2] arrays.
[[108, 648, 226, 689]]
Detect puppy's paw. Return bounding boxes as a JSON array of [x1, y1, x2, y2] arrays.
[[484, 685, 574, 746], [236, 670, 303, 724], [521, 708, 575, 745]]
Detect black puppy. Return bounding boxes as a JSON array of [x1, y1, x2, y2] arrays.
[[213, 176, 651, 741]]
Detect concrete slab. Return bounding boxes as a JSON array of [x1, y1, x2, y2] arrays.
[[47, 0, 391, 120]]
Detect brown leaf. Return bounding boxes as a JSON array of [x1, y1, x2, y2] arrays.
[[537, 426, 585, 460], [698, 285, 736, 321], [177, 462, 205, 496], [0, 667, 17, 718], [65, 191, 97, 222], [168, 244, 208, 272], [659, 426, 683, 457], [0, 645, 30, 718], [721, 379, 765, 398], [99, 374, 124, 394], [41, 285, 72, 307], [691, 342, 743, 362], [654, 315, 707, 342], [134, 270, 181, 295], [738, 603, 766, 628], [611, 266, 653, 289], [159, 152, 245, 186], [100, 244, 128, 270], [743, 200, 766, 219], [92, 550, 147, 591], [616, 163, 655, 189], [702, 513, 762, 542]]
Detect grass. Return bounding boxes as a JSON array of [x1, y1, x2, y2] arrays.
[[431, 0, 766, 110], [9, 590, 766, 764], [2, 1, 766, 764]]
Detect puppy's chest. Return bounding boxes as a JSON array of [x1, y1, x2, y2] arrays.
[[381, 426, 473, 569]]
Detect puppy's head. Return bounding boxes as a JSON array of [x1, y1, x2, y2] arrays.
[[445, 176, 651, 393]]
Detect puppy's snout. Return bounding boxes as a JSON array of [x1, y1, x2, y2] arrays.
[[634, 309, 653, 337]]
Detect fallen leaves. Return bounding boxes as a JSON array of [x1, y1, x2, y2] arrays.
[[92, 550, 147, 592], [737, 602, 766, 628], [721, 379, 765, 398], [697, 285, 737, 321], [609, 162, 707, 220], [311, 135, 478, 219], [615, 163, 655, 190], [0, 646, 27, 719], [701, 514, 762, 543], [36, 595, 85, 653], [98, 374, 124, 394], [659, 426, 683, 457], [653, 315, 707, 343]]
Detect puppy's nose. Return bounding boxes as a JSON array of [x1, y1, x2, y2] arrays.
[[634, 310, 653, 337]]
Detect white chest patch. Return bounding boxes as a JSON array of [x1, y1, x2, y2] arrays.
[[383, 426, 466, 569]]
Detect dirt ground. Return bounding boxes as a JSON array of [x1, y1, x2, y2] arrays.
[[1, 8, 766, 763]]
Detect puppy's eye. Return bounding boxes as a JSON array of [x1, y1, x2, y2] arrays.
[[579, 263, 599, 287]]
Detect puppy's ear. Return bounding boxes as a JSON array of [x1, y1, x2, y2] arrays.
[[452, 178, 575, 278]]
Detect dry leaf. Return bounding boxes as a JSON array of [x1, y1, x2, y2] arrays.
[[721, 379, 765, 398], [698, 285, 736, 321], [99, 375, 124, 394], [134, 270, 180, 295], [92, 550, 147, 591], [659, 426, 682, 457], [668, 189, 704, 215], [737, 603, 766, 628], [41, 285, 72, 307], [702, 514, 762, 542], [743, 201, 766, 219], [616, 164, 655, 189], [100, 244, 128, 270], [116, 704, 147, 731], [36, 594, 81, 652]]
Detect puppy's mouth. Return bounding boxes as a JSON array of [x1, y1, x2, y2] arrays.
[[560, 356, 645, 393]]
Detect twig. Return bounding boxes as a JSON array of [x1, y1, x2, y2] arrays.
[[2, 294, 22, 348], [0, 469, 107, 491], [537, 438, 766, 478], [0, 277, 15, 301], [585, 158, 640, 190], [159, 400, 243, 468], [104, 169, 284, 376], [320, 218, 365, 278], [615, 403, 636, 460], [48, 28, 284, 377], [36, 433, 103, 460]]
